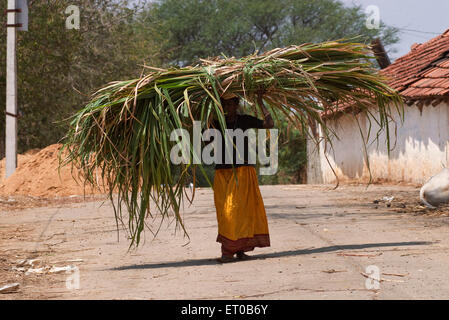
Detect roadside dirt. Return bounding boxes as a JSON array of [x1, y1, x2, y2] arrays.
[[0, 144, 106, 199], [1, 184, 449, 300]]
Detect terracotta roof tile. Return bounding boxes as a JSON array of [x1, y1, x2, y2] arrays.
[[323, 30, 449, 118], [437, 60, 449, 67], [381, 28, 449, 99]]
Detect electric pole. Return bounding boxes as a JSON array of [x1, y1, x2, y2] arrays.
[[5, 0, 27, 179], [5, 0, 18, 179]]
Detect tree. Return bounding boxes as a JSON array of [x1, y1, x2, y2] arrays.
[[148, 0, 399, 66], [0, 0, 163, 157], [258, 116, 308, 185]]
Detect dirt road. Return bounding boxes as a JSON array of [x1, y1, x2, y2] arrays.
[[1, 184, 449, 299]]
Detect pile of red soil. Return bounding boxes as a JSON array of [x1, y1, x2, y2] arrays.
[[0, 144, 106, 198]]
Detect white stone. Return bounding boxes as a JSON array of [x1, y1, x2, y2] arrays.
[[0, 283, 20, 294]]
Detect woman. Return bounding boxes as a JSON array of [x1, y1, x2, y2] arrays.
[[212, 94, 274, 263]]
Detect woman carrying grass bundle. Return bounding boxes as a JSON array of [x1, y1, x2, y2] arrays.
[[213, 94, 274, 263], [62, 40, 402, 250]]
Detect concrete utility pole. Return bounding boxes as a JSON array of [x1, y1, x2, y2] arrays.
[[5, 0, 27, 179], [5, 0, 19, 179]]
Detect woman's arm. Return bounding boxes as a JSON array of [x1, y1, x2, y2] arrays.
[[257, 94, 274, 129]]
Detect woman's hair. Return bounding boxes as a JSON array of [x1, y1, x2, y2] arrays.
[[221, 97, 243, 115], [220, 97, 240, 106]]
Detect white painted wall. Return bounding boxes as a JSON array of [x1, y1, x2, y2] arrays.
[[307, 101, 449, 185]]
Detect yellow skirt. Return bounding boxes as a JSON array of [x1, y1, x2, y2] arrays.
[[213, 166, 270, 255]]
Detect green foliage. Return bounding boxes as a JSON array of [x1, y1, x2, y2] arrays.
[[149, 0, 399, 66], [0, 0, 163, 157], [258, 120, 307, 186]]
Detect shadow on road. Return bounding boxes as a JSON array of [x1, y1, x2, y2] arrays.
[[110, 241, 432, 271]]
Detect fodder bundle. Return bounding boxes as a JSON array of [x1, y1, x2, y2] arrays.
[[61, 40, 402, 247]]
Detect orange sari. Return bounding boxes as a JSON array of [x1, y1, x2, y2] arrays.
[[213, 166, 270, 256]]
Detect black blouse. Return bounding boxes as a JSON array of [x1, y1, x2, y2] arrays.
[[210, 114, 264, 170]]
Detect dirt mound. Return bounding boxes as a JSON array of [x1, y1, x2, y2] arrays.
[[0, 149, 40, 186], [0, 144, 106, 198]]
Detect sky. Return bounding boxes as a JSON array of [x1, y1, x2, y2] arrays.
[[341, 0, 449, 60]]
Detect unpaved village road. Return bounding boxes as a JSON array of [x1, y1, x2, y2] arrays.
[[1, 184, 449, 300]]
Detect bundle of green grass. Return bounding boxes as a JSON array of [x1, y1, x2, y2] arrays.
[[61, 40, 402, 247]]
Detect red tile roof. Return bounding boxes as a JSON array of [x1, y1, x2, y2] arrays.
[[382, 28, 449, 99], [322, 29, 449, 119]]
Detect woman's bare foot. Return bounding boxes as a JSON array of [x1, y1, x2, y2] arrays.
[[216, 255, 235, 263], [236, 251, 252, 260]]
